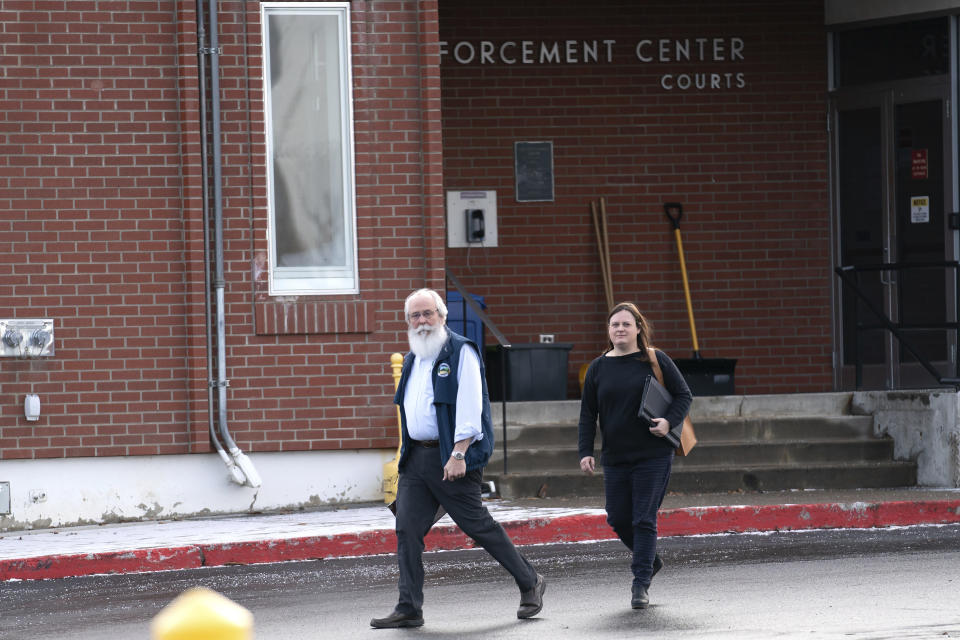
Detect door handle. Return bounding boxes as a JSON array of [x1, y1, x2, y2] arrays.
[[879, 248, 896, 285]]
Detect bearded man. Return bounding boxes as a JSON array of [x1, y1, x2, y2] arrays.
[[370, 288, 546, 629]]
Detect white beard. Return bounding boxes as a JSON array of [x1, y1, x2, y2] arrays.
[[408, 324, 447, 361]]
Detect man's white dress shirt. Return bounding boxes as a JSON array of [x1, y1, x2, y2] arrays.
[[403, 343, 484, 445]]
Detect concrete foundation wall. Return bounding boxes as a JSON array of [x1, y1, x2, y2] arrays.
[[852, 390, 960, 488], [0, 450, 393, 532]]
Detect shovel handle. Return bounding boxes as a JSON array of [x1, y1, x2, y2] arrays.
[[673, 229, 700, 353], [664, 202, 699, 353], [663, 202, 683, 229]]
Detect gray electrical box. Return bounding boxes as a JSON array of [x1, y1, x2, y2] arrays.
[[1, 319, 55, 357], [0, 482, 10, 515]]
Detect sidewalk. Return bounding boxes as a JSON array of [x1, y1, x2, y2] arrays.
[[3, 487, 960, 581]]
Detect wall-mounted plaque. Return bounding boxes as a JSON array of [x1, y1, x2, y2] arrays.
[[514, 141, 554, 202]]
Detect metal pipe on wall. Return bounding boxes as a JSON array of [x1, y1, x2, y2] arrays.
[[195, 0, 243, 485], [200, 0, 260, 488]]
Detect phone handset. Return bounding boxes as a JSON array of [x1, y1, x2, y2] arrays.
[[466, 209, 485, 243]]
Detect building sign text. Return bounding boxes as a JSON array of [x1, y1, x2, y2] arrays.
[[439, 37, 747, 91]]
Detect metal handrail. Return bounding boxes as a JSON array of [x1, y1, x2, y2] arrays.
[[834, 262, 960, 389], [445, 269, 513, 474]]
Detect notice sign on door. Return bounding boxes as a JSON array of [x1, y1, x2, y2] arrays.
[[911, 196, 930, 223], [911, 149, 928, 179]]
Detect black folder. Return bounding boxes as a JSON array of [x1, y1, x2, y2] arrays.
[[638, 375, 681, 448], [388, 500, 447, 524]]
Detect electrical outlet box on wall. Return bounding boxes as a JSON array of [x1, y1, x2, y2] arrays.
[[0, 482, 10, 515], [446, 190, 498, 248]]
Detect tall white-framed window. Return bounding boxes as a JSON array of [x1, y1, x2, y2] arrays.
[[262, 2, 357, 295]]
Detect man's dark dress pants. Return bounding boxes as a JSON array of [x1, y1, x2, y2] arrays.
[[394, 442, 537, 614]]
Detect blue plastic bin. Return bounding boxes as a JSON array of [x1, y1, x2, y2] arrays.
[[446, 290, 485, 351]]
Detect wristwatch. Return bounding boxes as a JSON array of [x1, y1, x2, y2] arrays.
[[451, 451, 465, 461]]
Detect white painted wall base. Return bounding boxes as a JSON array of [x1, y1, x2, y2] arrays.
[[0, 449, 395, 532]]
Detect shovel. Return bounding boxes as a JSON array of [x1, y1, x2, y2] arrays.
[[664, 202, 737, 396]]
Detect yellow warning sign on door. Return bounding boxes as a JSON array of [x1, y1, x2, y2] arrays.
[[910, 196, 930, 223]]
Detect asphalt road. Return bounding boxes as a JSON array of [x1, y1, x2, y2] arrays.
[[2, 524, 960, 639]]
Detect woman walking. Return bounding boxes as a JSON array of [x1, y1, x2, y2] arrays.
[[578, 302, 692, 609]]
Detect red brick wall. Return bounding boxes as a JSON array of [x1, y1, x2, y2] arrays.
[[1, 0, 832, 462], [439, 0, 832, 395], [1, 0, 445, 459], [233, 0, 447, 452], [1, 1, 193, 459]]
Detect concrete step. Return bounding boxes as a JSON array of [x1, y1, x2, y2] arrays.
[[668, 460, 918, 493], [487, 446, 587, 473], [495, 424, 580, 447], [482, 470, 605, 499], [482, 392, 916, 499], [486, 460, 918, 499], [493, 415, 876, 447], [489, 392, 858, 427], [695, 392, 856, 419], [671, 439, 897, 467], [488, 438, 898, 473], [691, 416, 875, 440]]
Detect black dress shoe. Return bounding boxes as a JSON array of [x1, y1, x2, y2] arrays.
[[652, 553, 664, 578], [631, 584, 649, 609], [517, 573, 546, 619], [370, 609, 424, 628]]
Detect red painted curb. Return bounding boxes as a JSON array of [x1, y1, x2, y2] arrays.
[[657, 499, 960, 535], [3, 500, 959, 581], [201, 529, 400, 566], [200, 515, 619, 568], [0, 545, 203, 581]]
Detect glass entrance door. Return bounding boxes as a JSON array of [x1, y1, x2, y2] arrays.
[[833, 86, 956, 389]]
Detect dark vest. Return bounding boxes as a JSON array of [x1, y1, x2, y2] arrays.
[[394, 329, 495, 472]]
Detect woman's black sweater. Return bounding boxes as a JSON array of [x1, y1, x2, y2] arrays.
[[577, 349, 692, 466]]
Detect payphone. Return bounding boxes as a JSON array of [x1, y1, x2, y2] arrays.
[[446, 191, 498, 248]]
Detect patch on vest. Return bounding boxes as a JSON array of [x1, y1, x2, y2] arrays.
[[437, 363, 451, 377]]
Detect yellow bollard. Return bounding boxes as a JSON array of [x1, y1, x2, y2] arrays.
[[151, 587, 253, 640], [383, 352, 405, 503]]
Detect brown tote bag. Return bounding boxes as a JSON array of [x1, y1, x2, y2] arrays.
[[647, 348, 697, 457]]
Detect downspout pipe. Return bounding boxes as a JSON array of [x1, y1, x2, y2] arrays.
[[203, 0, 261, 488], [196, 0, 244, 485]]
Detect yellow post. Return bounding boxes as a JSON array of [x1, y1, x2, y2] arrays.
[[150, 587, 253, 640], [383, 352, 405, 503]]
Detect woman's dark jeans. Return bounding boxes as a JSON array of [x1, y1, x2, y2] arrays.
[[603, 454, 673, 587]]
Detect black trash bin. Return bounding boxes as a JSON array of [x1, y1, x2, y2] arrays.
[[485, 343, 573, 401], [674, 357, 737, 396]]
